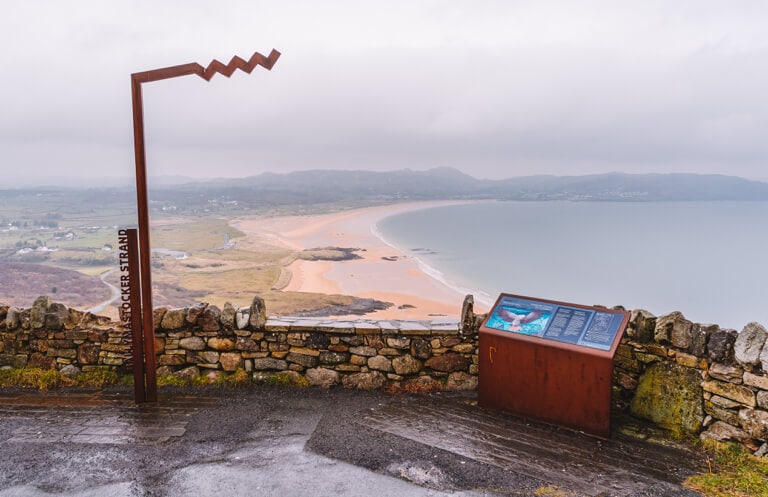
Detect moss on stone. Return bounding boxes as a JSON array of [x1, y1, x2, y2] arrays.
[[630, 362, 704, 436]]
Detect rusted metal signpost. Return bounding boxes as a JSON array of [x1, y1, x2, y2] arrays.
[[478, 293, 629, 438], [127, 50, 280, 403]]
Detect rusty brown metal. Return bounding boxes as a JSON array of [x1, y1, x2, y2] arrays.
[[478, 294, 629, 439], [125, 229, 146, 403], [130, 49, 280, 403]]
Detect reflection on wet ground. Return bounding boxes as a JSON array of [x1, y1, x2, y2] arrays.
[[0, 391, 215, 444], [358, 396, 703, 496], [0, 388, 704, 497]]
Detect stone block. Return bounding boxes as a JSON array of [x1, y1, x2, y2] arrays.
[[758, 391, 768, 410], [445, 371, 478, 391], [709, 363, 743, 383], [158, 354, 185, 366], [207, 338, 235, 351], [675, 351, 702, 368], [368, 355, 392, 372], [410, 338, 431, 360], [198, 305, 221, 332], [289, 346, 321, 357], [739, 408, 768, 440], [342, 371, 386, 390], [30, 296, 50, 329], [186, 302, 208, 324], [48, 348, 77, 359], [173, 366, 200, 381], [335, 364, 361, 372], [392, 355, 422, 375], [744, 372, 768, 390], [252, 358, 288, 371], [152, 307, 168, 331], [221, 302, 237, 330], [306, 368, 339, 388], [319, 351, 349, 365], [401, 375, 442, 392], [349, 346, 376, 357], [655, 311, 692, 348], [286, 352, 318, 368], [691, 324, 716, 357], [350, 355, 367, 366], [452, 343, 476, 354], [190, 351, 220, 364], [735, 322, 768, 368], [630, 362, 704, 434], [249, 296, 267, 330], [236, 310, 251, 330], [220, 352, 243, 372], [700, 421, 751, 443], [710, 395, 742, 409], [702, 380, 756, 407], [386, 337, 410, 349], [628, 309, 656, 343], [77, 343, 100, 365], [161, 308, 187, 330], [179, 336, 206, 351], [426, 353, 471, 373], [232, 337, 258, 352], [708, 328, 737, 363]]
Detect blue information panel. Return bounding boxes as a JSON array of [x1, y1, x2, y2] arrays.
[[484, 295, 625, 351]]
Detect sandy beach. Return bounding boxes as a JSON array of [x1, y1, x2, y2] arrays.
[[235, 202, 476, 320]]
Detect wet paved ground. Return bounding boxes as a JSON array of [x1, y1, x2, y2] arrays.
[[0, 387, 704, 497]]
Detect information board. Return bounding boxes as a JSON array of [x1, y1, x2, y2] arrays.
[[484, 294, 625, 351]]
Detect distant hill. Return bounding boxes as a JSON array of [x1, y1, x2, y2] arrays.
[[4, 169, 768, 216], [144, 168, 768, 213]]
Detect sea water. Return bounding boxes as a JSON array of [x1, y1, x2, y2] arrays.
[[375, 201, 768, 330]]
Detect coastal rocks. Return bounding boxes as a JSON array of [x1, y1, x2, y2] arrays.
[[735, 322, 768, 368], [630, 362, 703, 434]]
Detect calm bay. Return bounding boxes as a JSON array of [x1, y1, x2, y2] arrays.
[[376, 201, 768, 330]]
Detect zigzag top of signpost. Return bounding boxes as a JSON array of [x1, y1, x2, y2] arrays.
[[132, 49, 281, 84], [200, 49, 281, 80]]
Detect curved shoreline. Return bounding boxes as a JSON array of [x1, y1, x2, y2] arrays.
[[236, 201, 477, 319]]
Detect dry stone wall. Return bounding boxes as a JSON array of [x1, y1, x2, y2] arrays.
[[3, 294, 768, 452], [1, 296, 479, 393]]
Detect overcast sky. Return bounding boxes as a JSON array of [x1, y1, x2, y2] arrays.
[[1, 1, 767, 184]]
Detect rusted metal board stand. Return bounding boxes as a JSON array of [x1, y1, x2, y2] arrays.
[[478, 293, 629, 438], [126, 49, 280, 403]]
